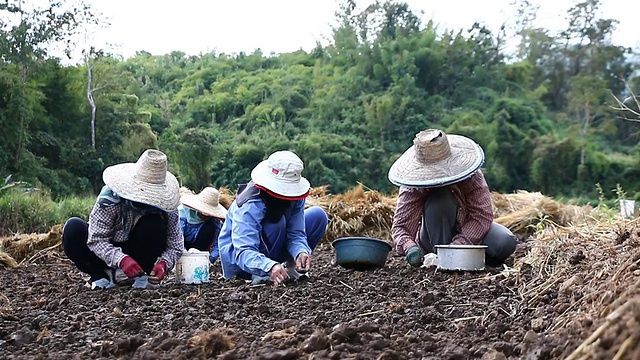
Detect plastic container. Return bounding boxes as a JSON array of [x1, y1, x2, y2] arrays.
[[620, 199, 636, 219], [332, 237, 392, 271], [175, 249, 210, 284], [434, 244, 488, 271]]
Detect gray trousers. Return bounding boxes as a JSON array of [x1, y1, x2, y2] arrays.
[[418, 188, 517, 265]]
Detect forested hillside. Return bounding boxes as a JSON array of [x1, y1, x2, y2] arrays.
[[1, 0, 638, 201]]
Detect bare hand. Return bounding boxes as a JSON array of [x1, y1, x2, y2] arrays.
[[295, 252, 312, 273], [269, 264, 289, 286]]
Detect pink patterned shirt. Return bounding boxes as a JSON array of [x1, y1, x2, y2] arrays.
[[391, 170, 493, 255]]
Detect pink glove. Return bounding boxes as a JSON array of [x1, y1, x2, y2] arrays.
[[150, 261, 167, 281], [120, 256, 143, 278]]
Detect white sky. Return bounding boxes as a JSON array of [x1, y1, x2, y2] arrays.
[[83, 0, 639, 60]]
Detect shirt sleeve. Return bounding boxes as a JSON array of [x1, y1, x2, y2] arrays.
[[391, 186, 426, 255], [285, 199, 312, 259], [159, 210, 185, 270], [87, 202, 126, 268], [231, 200, 278, 275], [180, 217, 200, 244], [452, 171, 493, 245]]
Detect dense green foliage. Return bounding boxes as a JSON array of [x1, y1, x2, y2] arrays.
[[1, 0, 639, 206]]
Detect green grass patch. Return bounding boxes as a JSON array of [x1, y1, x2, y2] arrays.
[[0, 190, 94, 236]]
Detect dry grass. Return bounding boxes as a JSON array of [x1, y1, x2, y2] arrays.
[[188, 329, 234, 358], [509, 216, 640, 358], [306, 183, 396, 243], [0, 224, 63, 266], [0, 249, 18, 268], [492, 190, 595, 235]]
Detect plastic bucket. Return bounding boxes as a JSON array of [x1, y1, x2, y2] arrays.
[[331, 237, 392, 271], [175, 250, 210, 284], [620, 199, 635, 219], [434, 245, 487, 271]]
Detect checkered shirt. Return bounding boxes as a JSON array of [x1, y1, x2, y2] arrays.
[[87, 201, 184, 270]]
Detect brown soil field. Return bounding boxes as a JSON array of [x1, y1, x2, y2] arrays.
[[2, 189, 640, 359]]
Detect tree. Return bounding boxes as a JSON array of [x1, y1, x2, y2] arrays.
[[567, 74, 608, 165], [0, 0, 97, 165], [84, 48, 120, 149]]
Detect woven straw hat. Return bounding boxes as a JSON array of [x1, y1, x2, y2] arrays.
[[180, 187, 228, 219], [251, 150, 310, 198], [388, 129, 485, 188], [102, 149, 180, 211]]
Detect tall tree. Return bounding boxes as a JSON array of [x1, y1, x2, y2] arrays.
[[0, 0, 96, 166]]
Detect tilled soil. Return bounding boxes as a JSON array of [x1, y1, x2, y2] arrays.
[[1, 242, 577, 360]]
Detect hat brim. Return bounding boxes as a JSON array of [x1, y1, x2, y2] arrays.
[[180, 195, 228, 219], [251, 160, 311, 197], [103, 163, 181, 212], [388, 134, 485, 188]]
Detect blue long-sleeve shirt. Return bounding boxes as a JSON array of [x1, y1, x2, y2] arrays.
[[178, 205, 223, 261], [218, 196, 310, 279]]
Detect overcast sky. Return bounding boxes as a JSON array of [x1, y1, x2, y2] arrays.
[[82, 0, 639, 61]]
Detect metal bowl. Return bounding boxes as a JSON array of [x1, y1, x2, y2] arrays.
[[332, 237, 392, 271], [434, 244, 488, 271]]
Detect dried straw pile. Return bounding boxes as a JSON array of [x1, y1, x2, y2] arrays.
[[0, 224, 63, 268], [306, 184, 397, 243], [492, 190, 595, 236], [512, 217, 640, 359]]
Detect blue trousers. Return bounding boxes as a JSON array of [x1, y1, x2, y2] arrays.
[[260, 206, 328, 263]]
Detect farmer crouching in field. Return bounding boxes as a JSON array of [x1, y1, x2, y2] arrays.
[[388, 129, 517, 268], [178, 187, 227, 262], [218, 150, 328, 286], [62, 149, 184, 289]]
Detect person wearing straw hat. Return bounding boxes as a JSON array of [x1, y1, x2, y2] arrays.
[[179, 187, 227, 262], [388, 129, 517, 268], [62, 149, 184, 289], [217, 150, 329, 286]]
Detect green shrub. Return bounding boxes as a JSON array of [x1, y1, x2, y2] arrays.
[[0, 190, 94, 236]]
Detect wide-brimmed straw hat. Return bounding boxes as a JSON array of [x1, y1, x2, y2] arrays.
[[180, 187, 228, 219], [251, 150, 310, 198], [102, 149, 180, 211], [388, 129, 485, 188]]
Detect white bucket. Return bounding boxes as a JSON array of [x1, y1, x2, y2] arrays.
[[434, 245, 487, 271], [620, 199, 636, 219], [175, 250, 210, 284]]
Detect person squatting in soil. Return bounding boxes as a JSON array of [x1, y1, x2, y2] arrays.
[[218, 150, 329, 286], [388, 129, 517, 267], [62, 149, 184, 289], [178, 187, 227, 263]]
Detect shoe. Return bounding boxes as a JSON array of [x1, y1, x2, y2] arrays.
[[91, 278, 115, 290], [132, 275, 160, 289]]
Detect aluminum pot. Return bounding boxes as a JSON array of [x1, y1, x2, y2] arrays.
[[434, 244, 488, 271]]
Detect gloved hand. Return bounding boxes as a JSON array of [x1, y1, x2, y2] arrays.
[[405, 246, 424, 267], [119, 256, 143, 278], [149, 261, 167, 281]]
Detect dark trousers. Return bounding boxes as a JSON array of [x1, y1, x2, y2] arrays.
[[418, 187, 517, 265], [62, 214, 168, 281]]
